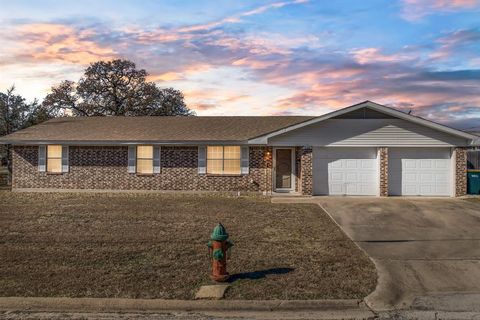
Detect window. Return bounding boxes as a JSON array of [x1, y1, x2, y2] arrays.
[[47, 145, 62, 173], [136, 145, 153, 174], [207, 146, 241, 175]]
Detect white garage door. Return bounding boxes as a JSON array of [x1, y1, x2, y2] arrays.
[[313, 147, 378, 195], [389, 148, 452, 196]]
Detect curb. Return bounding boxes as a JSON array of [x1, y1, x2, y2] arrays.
[[0, 297, 367, 313]]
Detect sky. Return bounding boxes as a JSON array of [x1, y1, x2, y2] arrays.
[[0, 0, 479, 129]]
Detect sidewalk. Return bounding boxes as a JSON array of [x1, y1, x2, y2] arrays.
[[0, 297, 375, 319]]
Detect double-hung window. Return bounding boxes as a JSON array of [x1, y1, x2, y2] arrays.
[[136, 145, 153, 174], [207, 146, 241, 175], [47, 145, 62, 173]]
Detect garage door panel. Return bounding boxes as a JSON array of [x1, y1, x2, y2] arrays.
[[420, 160, 432, 169], [361, 160, 374, 169], [404, 173, 417, 182], [419, 185, 434, 194], [313, 147, 378, 195], [330, 184, 343, 194], [435, 160, 448, 169], [359, 173, 373, 182], [436, 185, 449, 194], [436, 174, 448, 183], [359, 184, 374, 194], [389, 148, 451, 196], [346, 184, 357, 194], [420, 173, 434, 183], [345, 172, 357, 181], [331, 161, 342, 169], [330, 171, 343, 181], [405, 160, 416, 169]]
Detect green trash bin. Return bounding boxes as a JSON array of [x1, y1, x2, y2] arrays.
[[467, 171, 480, 195]]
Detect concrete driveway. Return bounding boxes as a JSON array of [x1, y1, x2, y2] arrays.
[[273, 196, 480, 312], [318, 197, 480, 311]]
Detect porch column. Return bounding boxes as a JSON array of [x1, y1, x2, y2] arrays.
[[454, 147, 467, 197], [379, 147, 389, 197], [300, 146, 313, 196]]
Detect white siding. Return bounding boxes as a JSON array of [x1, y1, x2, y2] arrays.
[[269, 119, 468, 147]]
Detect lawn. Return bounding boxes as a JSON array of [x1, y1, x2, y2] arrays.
[[0, 191, 376, 300]]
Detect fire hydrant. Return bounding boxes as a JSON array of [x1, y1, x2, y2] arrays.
[[207, 223, 233, 282]]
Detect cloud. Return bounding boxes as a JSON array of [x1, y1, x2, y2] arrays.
[[1, 3, 479, 125], [194, 103, 217, 111], [401, 0, 480, 21], [442, 117, 480, 130], [9, 23, 116, 64], [178, 0, 308, 32], [184, 87, 253, 113], [430, 29, 480, 61], [351, 47, 415, 64]]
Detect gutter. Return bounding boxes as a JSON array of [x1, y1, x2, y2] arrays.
[[0, 140, 263, 146]]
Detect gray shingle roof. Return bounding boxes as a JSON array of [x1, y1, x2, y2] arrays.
[[0, 116, 315, 143]]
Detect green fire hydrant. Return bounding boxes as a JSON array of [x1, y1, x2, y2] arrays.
[[207, 223, 233, 282]]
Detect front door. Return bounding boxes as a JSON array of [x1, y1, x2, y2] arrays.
[[275, 148, 293, 190]]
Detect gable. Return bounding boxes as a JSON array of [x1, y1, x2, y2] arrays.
[[268, 118, 470, 147], [248, 101, 475, 146], [332, 107, 396, 119]]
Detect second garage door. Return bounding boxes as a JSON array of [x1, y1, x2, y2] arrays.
[[388, 148, 452, 196], [313, 147, 378, 195]]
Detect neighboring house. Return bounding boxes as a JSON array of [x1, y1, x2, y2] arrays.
[[0, 101, 478, 197]]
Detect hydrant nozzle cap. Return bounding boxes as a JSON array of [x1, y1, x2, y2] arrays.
[[211, 223, 229, 241]]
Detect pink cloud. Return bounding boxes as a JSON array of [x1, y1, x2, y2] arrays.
[[351, 48, 414, 64], [194, 103, 217, 111], [147, 64, 212, 82], [430, 29, 480, 60], [12, 23, 116, 64], [401, 0, 479, 21]]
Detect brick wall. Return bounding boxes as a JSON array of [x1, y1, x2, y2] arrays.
[[0, 167, 9, 186], [12, 146, 274, 193], [295, 147, 303, 193], [379, 147, 388, 197], [454, 147, 467, 197], [300, 147, 313, 196]]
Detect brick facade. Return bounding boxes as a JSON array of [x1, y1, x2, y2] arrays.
[[379, 147, 388, 197], [12, 146, 275, 193], [300, 147, 313, 196], [0, 167, 8, 186], [454, 147, 467, 197], [11, 145, 468, 197], [295, 147, 303, 193]]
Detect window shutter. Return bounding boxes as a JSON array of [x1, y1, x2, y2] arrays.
[[198, 146, 206, 174], [153, 146, 161, 174], [241, 146, 249, 175], [128, 146, 136, 173], [38, 145, 46, 172], [61, 146, 69, 173]]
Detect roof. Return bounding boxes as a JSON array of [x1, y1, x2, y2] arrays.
[[0, 116, 314, 144], [0, 101, 477, 146], [248, 101, 478, 144]]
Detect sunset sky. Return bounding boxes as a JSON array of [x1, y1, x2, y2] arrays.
[[1, 0, 479, 129]]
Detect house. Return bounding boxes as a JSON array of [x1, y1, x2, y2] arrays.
[[0, 101, 478, 197]]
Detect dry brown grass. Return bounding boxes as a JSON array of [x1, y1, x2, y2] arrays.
[[0, 191, 376, 300]]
